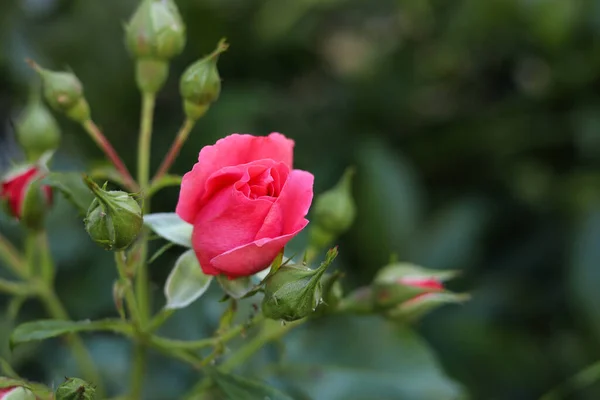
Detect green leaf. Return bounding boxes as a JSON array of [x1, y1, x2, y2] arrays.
[[216, 275, 254, 299], [164, 249, 213, 310], [10, 319, 129, 349], [42, 172, 94, 216], [210, 368, 294, 400], [144, 213, 193, 247]]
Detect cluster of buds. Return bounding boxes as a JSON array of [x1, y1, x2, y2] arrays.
[[0, 164, 53, 230], [339, 263, 469, 321]]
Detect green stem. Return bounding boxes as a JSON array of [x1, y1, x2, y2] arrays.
[[150, 313, 265, 350], [0, 233, 27, 278], [138, 93, 155, 193], [540, 359, 600, 400], [38, 287, 104, 396], [24, 233, 37, 277], [0, 279, 31, 296], [184, 318, 304, 399], [37, 231, 54, 284], [152, 118, 195, 183], [129, 91, 155, 400], [130, 344, 145, 400], [147, 308, 175, 332], [115, 252, 141, 327], [221, 319, 303, 372]]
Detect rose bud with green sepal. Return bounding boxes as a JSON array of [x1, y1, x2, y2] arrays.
[[125, 0, 186, 94], [372, 263, 459, 311], [15, 89, 61, 161], [262, 247, 338, 321], [1, 165, 53, 230], [0, 386, 36, 400], [27, 61, 90, 123], [386, 291, 471, 322], [180, 39, 228, 121], [84, 177, 143, 251], [55, 377, 96, 400], [308, 167, 356, 256]]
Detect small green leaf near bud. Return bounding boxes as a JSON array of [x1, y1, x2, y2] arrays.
[[55, 377, 96, 400], [27, 60, 90, 123], [262, 247, 338, 321], [15, 90, 61, 161], [180, 39, 228, 121], [84, 178, 143, 251]]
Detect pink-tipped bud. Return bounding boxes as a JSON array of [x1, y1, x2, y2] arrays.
[[1, 165, 53, 230]]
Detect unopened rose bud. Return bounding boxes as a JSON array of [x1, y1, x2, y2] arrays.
[[262, 247, 337, 321], [55, 377, 96, 400], [372, 263, 457, 310], [309, 167, 356, 254], [386, 291, 470, 321], [0, 386, 36, 400], [28, 61, 90, 123], [180, 39, 228, 120], [15, 90, 61, 161], [0, 165, 53, 230], [84, 178, 142, 251], [125, 0, 186, 94]]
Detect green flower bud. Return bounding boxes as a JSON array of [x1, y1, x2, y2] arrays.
[[309, 167, 356, 253], [180, 39, 228, 121], [27, 60, 90, 123], [84, 178, 142, 251], [125, 0, 186, 61], [15, 90, 61, 161], [125, 0, 186, 94], [372, 263, 457, 310], [262, 247, 337, 321], [55, 377, 96, 400]]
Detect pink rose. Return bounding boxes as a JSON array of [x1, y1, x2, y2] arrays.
[[176, 133, 314, 278]]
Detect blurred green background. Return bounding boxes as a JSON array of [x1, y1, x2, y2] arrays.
[[2, 0, 600, 399]]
